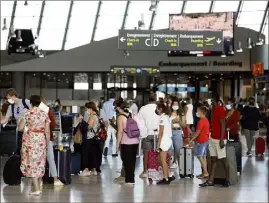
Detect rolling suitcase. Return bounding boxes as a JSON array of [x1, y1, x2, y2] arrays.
[[147, 133, 170, 184], [210, 145, 238, 185], [0, 125, 18, 155], [43, 161, 54, 184], [71, 153, 81, 175], [179, 147, 194, 179], [227, 131, 242, 175], [54, 146, 72, 184], [255, 137, 265, 156], [3, 155, 22, 185]]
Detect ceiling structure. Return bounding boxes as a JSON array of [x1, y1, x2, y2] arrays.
[[1, 0, 268, 51]]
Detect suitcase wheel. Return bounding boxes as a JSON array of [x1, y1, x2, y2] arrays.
[[188, 174, 194, 179], [179, 174, 185, 179], [148, 178, 153, 184]]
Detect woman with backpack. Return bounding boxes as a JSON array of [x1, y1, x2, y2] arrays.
[[115, 101, 139, 185], [79, 101, 103, 176]]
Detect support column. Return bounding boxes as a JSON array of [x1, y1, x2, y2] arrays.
[[231, 77, 235, 99], [12, 72, 25, 98]]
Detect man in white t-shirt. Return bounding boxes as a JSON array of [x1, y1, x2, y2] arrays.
[[138, 94, 160, 178]]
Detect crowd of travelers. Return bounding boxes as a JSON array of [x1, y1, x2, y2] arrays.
[[0, 88, 268, 195]]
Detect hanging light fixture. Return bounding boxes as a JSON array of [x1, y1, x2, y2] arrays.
[[10, 25, 16, 38], [16, 30, 23, 42], [221, 51, 226, 57], [149, 0, 158, 11], [247, 37, 252, 49], [2, 18, 7, 31], [138, 14, 145, 29], [24, 1, 28, 6], [256, 38, 264, 46]]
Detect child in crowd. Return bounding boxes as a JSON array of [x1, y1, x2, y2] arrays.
[[187, 106, 210, 179]]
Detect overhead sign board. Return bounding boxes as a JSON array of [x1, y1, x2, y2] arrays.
[[118, 30, 223, 52], [111, 66, 160, 76]]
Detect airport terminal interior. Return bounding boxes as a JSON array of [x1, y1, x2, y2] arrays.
[[0, 0, 269, 202]]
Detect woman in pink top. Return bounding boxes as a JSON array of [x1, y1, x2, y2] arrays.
[[115, 101, 139, 185]]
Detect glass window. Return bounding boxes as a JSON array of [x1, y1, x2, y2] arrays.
[[107, 74, 115, 88], [1, 1, 14, 50], [237, 11, 265, 28], [64, 1, 98, 50], [241, 1, 268, 11], [38, 1, 70, 50], [25, 73, 41, 98], [263, 15, 268, 44], [212, 1, 239, 12], [184, 1, 211, 13], [94, 1, 126, 41], [57, 73, 73, 100], [90, 73, 104, 100], [0, 72, 12, 98], [74, 73, 89, 100], [125, 1, 153, 29], [13, 1, 42, 34], [41, 73, 56, 100], [153, 1, 183, 30]]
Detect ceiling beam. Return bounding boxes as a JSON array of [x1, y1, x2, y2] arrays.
[[91, 1, 102, 42], [235, 1, 243, 25], [259, 1, 269, 35], [149, 1, 159, 30], [8, 1, 17, 36], [181, 1, 187, 14], [37, 1, 46, 37], [121, 1, 130, 29], [209, 1, 214, 13], [61, 0, 74, 50]]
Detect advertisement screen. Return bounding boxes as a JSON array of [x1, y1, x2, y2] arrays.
[[169, 12, 234, 57]]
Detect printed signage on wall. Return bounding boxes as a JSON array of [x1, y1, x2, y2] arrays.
[[159, 61, 243, 68], [118, 30, 223, 52]]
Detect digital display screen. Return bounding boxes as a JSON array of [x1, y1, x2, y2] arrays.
[[169, 12, 234, 57], [187, 87, 195, 92], [111, 66, 160, 76], [200, 87, 209, 92]]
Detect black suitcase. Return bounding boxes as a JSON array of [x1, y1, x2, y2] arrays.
[[71, 153, 81, 175], [3, 155, 22, 185], [0, 125, 18, 155], [54, 147, 72, 184], [43, 161, 54, 184], [227, 140, 242, 175]]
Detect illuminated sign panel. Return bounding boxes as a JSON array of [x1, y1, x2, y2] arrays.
[[111, 66, 160, 76], [118, 30, 223, 52]]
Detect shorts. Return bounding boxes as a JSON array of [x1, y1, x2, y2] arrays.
[[141, 135, 156, 152], [208, 138, 227, 159], [159, 137, 172, 152], [195, 141, 209, 157]]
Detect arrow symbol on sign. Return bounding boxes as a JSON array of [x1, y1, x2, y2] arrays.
[[216, 38, 222, 44], [120, 37, 126, 42]]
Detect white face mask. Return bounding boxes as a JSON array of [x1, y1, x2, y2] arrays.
[[8, 98, 15, 104], [226, 104, 232, 110], [172, 106, 179, 111]]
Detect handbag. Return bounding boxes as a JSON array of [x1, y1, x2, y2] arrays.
[[73, 125, 82, 144]]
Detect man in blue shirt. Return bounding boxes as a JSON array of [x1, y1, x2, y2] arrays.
[[102, 92, 117, 157]]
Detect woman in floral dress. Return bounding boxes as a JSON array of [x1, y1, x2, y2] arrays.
[[18, 95, 51, 196]]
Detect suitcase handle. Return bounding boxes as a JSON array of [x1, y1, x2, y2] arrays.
[[153, 129, 158, 152]]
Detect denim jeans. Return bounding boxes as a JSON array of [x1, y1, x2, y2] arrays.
[[172, 130, 183, 165], [47, 140, 58, 177]]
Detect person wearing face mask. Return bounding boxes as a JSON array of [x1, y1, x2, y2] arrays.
[[241, 97, 261, 157], [169, 98, 186, 169], [78, 101, 102, 176], [225, 99, 240, 142]]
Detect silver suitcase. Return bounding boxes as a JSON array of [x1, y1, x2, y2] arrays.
[[179, 147, 194, 178]]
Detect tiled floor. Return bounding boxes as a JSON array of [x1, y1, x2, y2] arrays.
[[1, 151, 268, 203]]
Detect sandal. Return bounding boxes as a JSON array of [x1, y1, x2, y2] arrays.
[[197, 174, 209, 179]]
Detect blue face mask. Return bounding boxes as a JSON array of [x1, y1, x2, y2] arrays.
[[196, 112, 200, 118]]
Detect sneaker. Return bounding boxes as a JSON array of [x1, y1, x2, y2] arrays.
[[199, 181, 214, 187], [157, 178, 170, 185], [54, 180, 64, 186], [168, 175, 176, 182], [103, 147, 108, 157], [112, 154, 118, 157], [139, 172, 147, 179], [170, 162, 178, 169], [78, 171, 90, 177], [247, 152, 253, 157], [222, 180, 230, 188], [29, 190, 42, 196], [89, 171, 98, 176], [114, 176, 125, 184]]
